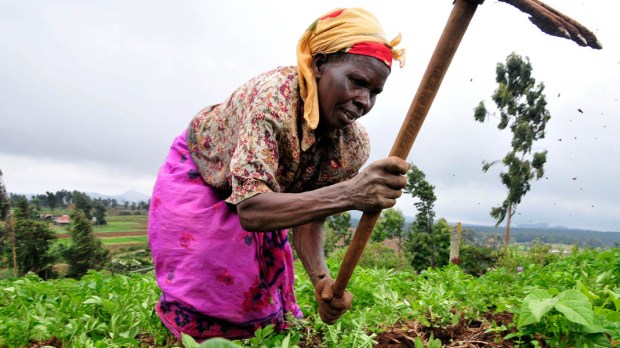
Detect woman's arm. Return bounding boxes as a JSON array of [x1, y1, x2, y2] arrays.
[[292, 219, 330, 286], [292, 218, 353, 324], [237, 156, 409, 232]]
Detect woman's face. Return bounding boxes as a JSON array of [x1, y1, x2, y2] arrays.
[[312, 53, 391, 132]]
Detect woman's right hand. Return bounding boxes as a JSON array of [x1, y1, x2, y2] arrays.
[[346, 156, 409, 213]]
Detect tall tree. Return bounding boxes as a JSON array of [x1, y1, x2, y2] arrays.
[[404, 164, 450, 271], [405, 164, 436, 238], [63, 209, 110, 278], [473, 52, 550, 246]]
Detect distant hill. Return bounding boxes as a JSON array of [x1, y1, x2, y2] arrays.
[[88, 190, 150, 203], [348, 211, 620, 247], [12, 189, 150, 203], [461, 224, 620, 247]]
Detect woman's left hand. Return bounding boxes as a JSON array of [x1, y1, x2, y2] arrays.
[[314, 276, 353, 324]]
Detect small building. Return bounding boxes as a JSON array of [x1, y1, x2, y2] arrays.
[[54, 215, 71, 225]]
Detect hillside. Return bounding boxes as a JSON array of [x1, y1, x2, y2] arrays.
[[349, 211, 620, 247]]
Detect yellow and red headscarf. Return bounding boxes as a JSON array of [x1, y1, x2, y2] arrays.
[[297, 8, 405, 131]]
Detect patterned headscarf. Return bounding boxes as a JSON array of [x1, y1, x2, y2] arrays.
[[297, 8, 405, 131]]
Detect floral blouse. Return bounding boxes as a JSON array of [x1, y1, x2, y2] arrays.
[[186, 66, 370, 205]]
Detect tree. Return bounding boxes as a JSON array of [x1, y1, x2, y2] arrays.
[[56, 189, 71, 208], [93, 202, 107, 225], [63, 209, 110, 278], [373, 208, 405, 245], [0, 170, 12, 269], [73, 191, 93, 220], [45, 191, 57, 215], [404, 164, 450, 272], [14, 197, 30, 220], [324, 212, 351, 256], [9, 195, 57, 278], [405, 164, 436, 238], [473, 52, 550, 246], [406, 218, 451, 273], [14, 217, 57, 279], [0, 170, 10, 221]]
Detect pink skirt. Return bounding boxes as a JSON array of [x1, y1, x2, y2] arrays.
[[148, 130, 302, 340]]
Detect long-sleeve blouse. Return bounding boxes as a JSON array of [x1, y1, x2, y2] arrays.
[[187, 66, 370, 205]]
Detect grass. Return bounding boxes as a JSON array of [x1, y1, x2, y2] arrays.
[[92, 217, 147, 233], [51, 213, 148, 250], [100, 236, 148, 245], [50, 213, 148, 234]]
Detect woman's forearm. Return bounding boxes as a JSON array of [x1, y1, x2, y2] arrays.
[[236, 156, 409, 232], [236, 181, 353, 232], [292, 220, 330, 286]]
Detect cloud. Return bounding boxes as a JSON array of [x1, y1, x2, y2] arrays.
[[1, 0, 618, 231]]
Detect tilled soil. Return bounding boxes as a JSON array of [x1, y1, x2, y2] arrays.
[[373, 312, 516, 348]]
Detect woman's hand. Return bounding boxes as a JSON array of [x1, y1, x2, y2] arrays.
[[346, 156, 409, 213], [236, 156, 409, 232], [314, 276, 353, 324]]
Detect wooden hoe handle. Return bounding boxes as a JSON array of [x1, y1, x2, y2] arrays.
[[333, 0, 484, 299]]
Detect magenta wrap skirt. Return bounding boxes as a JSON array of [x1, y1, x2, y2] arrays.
[[148, 130, 302, 340]]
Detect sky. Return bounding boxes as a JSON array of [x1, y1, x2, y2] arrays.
[[1, 0, 618, 232]]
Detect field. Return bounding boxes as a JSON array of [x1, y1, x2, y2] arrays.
[[1, 245, 619, 347], [52, 214, 148, 249]]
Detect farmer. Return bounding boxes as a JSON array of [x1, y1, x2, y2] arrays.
[[148, 7, 409, 341]]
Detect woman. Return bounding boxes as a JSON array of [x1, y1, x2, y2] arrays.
[[148, 7, 409, 341]]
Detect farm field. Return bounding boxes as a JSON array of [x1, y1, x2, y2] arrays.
[[1, 247, 618, 347], [53, 213, 148, 248]]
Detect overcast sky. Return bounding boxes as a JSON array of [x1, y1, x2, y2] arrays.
[[1, 1, 618, 232]]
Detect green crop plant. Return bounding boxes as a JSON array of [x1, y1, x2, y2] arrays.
[[513, 288, 615, 347], [0, 246, 618, 347]]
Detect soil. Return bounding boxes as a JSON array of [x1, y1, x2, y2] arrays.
[[373, 312, 517, 348]]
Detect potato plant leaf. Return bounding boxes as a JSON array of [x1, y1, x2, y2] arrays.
[[554, 289, 596, 330], [518, 289, 556, 327], [576, 332, 613, 348]]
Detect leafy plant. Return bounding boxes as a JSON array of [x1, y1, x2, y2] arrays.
[[516, 288, 613, 347], [0, 245, 618, 347]]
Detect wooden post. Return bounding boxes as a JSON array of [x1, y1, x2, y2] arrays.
[[450, 222, 462, 264]]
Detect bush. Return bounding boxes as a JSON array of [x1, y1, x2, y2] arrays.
[[328, 242, 403, 270], [459, 245, 501, 276], [497, 241, 560, 275]]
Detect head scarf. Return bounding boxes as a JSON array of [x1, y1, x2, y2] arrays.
[[297, 8, 405, 131]]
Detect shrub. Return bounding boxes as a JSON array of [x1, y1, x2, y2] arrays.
[[459, 245, 501, 276], [329, 242, 402, 270]]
